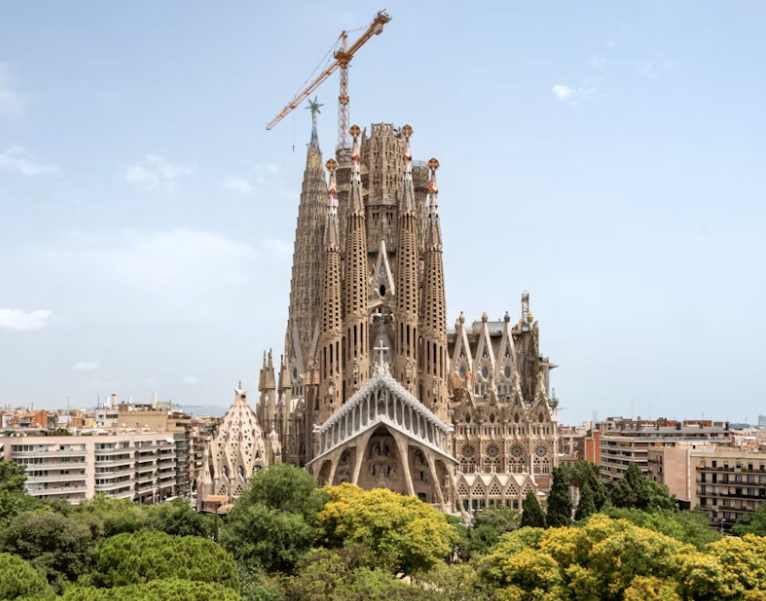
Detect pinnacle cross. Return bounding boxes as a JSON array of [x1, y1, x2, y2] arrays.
[[373, 339, 389, 372], [306, 96, 323, 124]]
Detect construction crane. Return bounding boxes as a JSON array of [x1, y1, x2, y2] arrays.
[[266, 9, 392, 150]]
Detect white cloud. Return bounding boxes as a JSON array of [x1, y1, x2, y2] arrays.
[[72, 360, 100, 372], [552, 85, 575, 101], [589, 55, 606, 69], [0, 64, 27, 117], [0, 308, 52, 331], [125, 155, 192, 192], [183, 375, 199, 385], [22, 228, 291, 327], [223, 176, 254, 194], [0, 146, 59, 176]]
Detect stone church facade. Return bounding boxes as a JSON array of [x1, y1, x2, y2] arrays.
[[204, 110, 560, 514]]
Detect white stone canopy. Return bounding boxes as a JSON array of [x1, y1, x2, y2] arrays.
[[309, 368, 457, 467]]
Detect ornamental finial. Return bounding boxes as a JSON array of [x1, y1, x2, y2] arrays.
[[402, 125, 413, 174], [326, 158, 338, 210], [428, 157, 440, 212], [350, 124, 361, 173]]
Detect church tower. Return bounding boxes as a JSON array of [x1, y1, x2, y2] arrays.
[[394, 125, 419, 395], [343, 125, 370, 400], [317, 159, 343, 423], [285, 99, 326, 394], [258, 350, 277, 432], [421, 158, 449, 421]]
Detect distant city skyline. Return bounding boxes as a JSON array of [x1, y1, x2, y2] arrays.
[[1, 1, 764, 423]]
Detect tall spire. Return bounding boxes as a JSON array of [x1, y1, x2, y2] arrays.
[[394, 125, 419, 395], [285, 101, 327, 392], [421, 157, 448, 420], [343, 124, 370, 399], [318, 158, 343, 423]]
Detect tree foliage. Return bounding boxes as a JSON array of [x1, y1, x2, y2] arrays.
[[0, 510, 100, 591], [71, 495, 146, 538], [574, 481, 597, 522], [733, 502, 766, 537], [520, 490, 546, 529], [459, 505, 519, 560], [221, 464, 326, 574], [60, 579, 242, 601], [87, 531, 238, 590], [601, 505, 720, 551], [144, 499, 209, 538], [569, 461, 608, 510], [0, 461, 36, 528], [284, 548, 428, 601], [316, 484, 458, 574], [610, 462, 676, 511], [546, 467, 572, 528], [0, 552, 52, 600]]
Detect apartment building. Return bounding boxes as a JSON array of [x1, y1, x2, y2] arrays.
[[599, 419, 732, 483], [0, 432, 179, 504], [693, 449, 766, 532]]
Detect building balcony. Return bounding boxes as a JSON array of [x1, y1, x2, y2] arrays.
[[158, 480, 175, 489], [96, 481, 133, 492], [12, 450, 87, 459], [136, 482, 155, 492], [112, 489, 135, 500], [26, 473, 87, 483], [95, 458, 134, 467], [94, 447, 134, 456], [29, 485, 88, 496]]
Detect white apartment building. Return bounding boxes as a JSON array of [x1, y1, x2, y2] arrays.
[[0, 432, 178, 504]]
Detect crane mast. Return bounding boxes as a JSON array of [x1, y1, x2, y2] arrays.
[[265, 10, 391, 151]]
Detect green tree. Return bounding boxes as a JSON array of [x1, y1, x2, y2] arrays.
[[520, 490, 545, 528], [546, 467, 573, 528], [316, 484, 458, 574], [461, 505, 519, 559], [285, 548, 429, 601], [145, 499, 208, 538], [570, 461, 608, 510], [611, 462, 676, 511], [575, 481, 597, 521], [236, 463, 327, 523], [221, 464, 327, 574], [0, 552, 53, 600], [60, 579, 242, 601], [0, 510, 99, 591], [0, 461, 36, 528], [87, 531, 238, 590], [72, 495, 146, 538], [733, 502, 766, 537], [237, 565, 286, 601], [222, 503, 315, 575]]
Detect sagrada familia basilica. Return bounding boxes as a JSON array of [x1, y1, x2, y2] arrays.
[[199, 106, 560, 514]]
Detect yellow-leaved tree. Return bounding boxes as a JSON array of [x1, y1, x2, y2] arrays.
[[316, 483, 458, 574]]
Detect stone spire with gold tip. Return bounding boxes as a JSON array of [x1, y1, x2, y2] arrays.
[[318, 158, 343, 423], [421, 158, 448, 420], [343, 125, 370, 399], [394, 125, 420, 395]]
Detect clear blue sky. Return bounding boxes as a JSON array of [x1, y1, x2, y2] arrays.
[[1, 1, 764, 423]]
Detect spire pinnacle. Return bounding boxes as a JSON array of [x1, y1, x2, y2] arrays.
[[349, 125, 364, 215], [306, 97, 323, 148], [428, 157, 440, 213], [400, 125, 415, 214], [324, 158, 340, 250], [402, 124, 413, 175], [350, 124, 361, 174]]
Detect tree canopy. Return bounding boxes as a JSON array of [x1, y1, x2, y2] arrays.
[[0, 551, 52, 600], [546, 467, 573, 528], [520, 490, 546, 529], [60, 579, 242, 601], [87, 531, 238, 590], [316, 484, 458, 574], [0, 461, 36, 528], [0, 510, 100, 591], [734, 502, 766, 537], [611, 462, 676, 511], [221, 465, 326, 574]]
